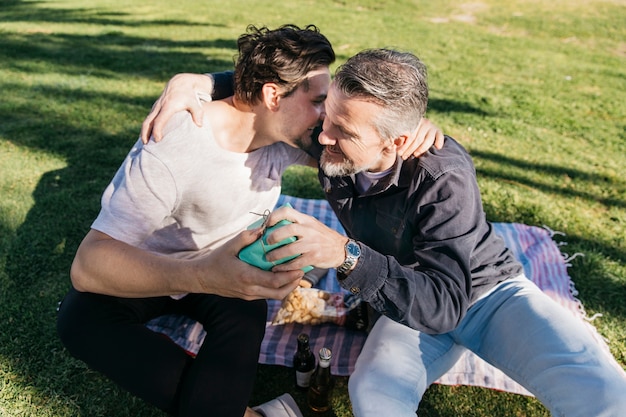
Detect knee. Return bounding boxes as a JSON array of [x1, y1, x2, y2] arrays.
[[348, 364, 378, 408], [56, 296, 89, 359], [56, 289, 99, 357], [593, 369, 626, 413], [348, 357, 425, 415], [56, 291, 78, 349]]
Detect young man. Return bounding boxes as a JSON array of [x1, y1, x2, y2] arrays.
[[57, 25, 334, 417]]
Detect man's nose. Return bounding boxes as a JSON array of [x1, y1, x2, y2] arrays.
[[318, 130, 335, 145]]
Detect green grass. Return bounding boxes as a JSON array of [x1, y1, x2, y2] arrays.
[[1, 0, 625, 415]]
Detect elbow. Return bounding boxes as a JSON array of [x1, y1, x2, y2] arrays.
[[410, 318, 460, 335], [69, 257, 90, 293], [404, 305, 467, 335], [426, 308, 467, 334], [430, 321, 459, 334]]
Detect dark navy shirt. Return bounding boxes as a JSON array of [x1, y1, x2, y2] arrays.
[[315, 136, 522, 334]]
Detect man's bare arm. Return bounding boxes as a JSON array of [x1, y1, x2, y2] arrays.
[[71, 229, 303, 300]]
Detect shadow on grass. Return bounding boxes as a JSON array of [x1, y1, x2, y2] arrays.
[[428, 97, 490, 117], [0, 1, 224, 28], [473, 149, 626, 211], [1, 31, 237, 81], [0, 2, 623, 416]]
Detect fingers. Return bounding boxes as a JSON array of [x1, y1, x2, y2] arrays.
[[401, 118, 445, 159], [140, 119, 154, 144], [250, 206, 347, 271], [407, 130, 434, 158], [150, 105, 173, 143], [434, 128, 445, 150], [189, 103, 205, 128], [397, 128, 425, 160], [140, 99, 162, 144], [199, 245, 302, 301], [264, 205, 300, 228], [264, 224, 346, 271], [395, 136, 411, 159], [139, 73, 211, 144], [267, 272, 303, 300], [231, 228, 264, 254], [240, 269, 302, 301]]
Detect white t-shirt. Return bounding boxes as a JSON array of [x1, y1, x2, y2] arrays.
[[92, 111, 311, 260]]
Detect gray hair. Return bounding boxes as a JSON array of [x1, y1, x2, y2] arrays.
[[333, 49, 428, 141]]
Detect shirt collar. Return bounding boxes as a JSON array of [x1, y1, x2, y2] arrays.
[[357, 155, 406, 197]]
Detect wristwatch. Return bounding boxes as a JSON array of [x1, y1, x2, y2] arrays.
[[337, 239, 361, 276]]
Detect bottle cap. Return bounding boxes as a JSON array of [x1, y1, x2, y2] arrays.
[[319, 347, 332, 361], [298, 333, 309, 343]]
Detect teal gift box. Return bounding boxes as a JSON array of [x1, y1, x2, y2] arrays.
[[238, 203, 313, 273]]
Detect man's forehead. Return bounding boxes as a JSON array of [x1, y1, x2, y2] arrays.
[[327, 84, 364, 116], [326, 84, 381, 134], [326, 84, 353, 121], [305, 67, 331, 90]]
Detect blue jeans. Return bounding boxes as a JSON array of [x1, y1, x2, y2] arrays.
[[349, 275, 626, 416]]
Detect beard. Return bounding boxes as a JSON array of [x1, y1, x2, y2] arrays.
[[320, 148, 360, 177], [292, 135, 313, 152]]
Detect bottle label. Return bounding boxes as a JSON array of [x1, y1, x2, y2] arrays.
[[296, 369, 315, 387]]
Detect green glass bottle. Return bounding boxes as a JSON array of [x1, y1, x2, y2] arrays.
[[307, 347, 333, 412], [294, 333, 316, 390]]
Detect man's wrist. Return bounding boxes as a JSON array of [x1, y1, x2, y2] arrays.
[[336, 239, 361, 278]]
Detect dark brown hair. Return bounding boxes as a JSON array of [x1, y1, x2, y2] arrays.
[[234, 24, 335, 104]]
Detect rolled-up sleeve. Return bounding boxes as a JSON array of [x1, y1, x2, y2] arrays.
[[338, 166, 482, 334]]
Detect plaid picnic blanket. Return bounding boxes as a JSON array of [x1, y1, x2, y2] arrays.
[[146, 195, 615, 396]]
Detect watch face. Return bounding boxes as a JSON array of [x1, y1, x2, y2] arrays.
[[347, 241, 361, 257]]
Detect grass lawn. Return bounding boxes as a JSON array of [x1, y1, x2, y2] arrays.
[[1, 0, 624, 415]]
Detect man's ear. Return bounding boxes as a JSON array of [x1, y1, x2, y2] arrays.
[[261, 83, 281, 111], [389, 135, 409, 151]]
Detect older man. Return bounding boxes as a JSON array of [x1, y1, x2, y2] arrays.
[[262, 49, 626, 416]]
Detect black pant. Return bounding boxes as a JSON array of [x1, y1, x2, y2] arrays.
[[57, 287, 267, 416]]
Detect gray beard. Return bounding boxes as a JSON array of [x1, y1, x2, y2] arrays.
[[320, 149, 359, 177]]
